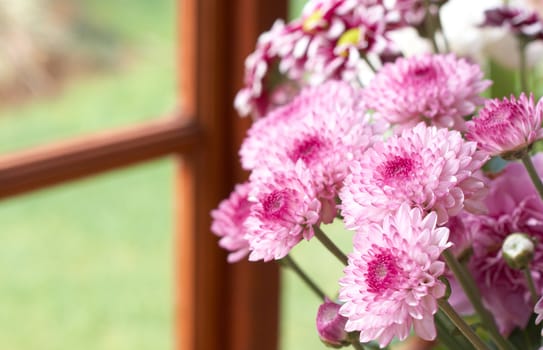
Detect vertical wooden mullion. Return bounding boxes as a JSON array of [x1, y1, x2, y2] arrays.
[[226, 2, 288, 350], [177, 0, 228, 349], [177, 1, 287, 350], [176, 0, 198, 348]]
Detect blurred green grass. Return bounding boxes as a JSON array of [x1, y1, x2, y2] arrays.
[[0, 160, 174, 350], [280, 3, 349, 350], [0, 0, 176, 153], [0, 1, 175, 349], [281, 221, 355, 350]]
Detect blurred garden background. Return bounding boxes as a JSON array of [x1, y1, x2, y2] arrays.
[[0, 1, 176, 349], [0, 0, 347, 349]]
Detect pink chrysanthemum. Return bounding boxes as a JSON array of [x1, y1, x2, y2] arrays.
[[240, 81, 377, 169], [340, 123, 487, 228], [244, 166, 321, 262], [466, 93, 543, 157], [457, 155, 543, 334], [241, 80, 385, 223], [210, 182, 252, 263], [339, 203, 451, 347], [363, 53, 491, 130]]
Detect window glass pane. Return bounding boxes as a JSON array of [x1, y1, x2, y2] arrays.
[[280, 221, 352, 350], [289, 0, 306, 18], [280, 2, 334, 348], [0, 159, 173, 350], [0, 0, 175, 153]]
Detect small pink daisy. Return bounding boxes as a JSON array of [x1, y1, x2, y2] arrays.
[[339, 203, 451, 347], [363, 53, 491, 130], [305, 4, 391, 84], [210, 182, 252, 263], [340, 123, 488, 229], [244, 166, 321, 262], [281, 0, 399, 85], [466, 93, 543, 158], [234, 20, 301, 118]]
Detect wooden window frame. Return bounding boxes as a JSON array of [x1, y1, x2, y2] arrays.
[[0, 1, 287, 350]]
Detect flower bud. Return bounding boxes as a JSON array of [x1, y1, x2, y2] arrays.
[[502, 233, 535, 270], [316, 298, 349, 348]]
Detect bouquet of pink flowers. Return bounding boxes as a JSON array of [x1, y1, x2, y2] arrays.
[[211, 0, 543, 349]]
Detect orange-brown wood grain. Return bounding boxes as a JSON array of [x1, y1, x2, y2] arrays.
[[0, 117, 199, 199], [177, 1, 287, 349]]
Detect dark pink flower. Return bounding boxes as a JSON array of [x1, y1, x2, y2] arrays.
[[457, 155, 543, 334], [481, 6, 543, 42], [234, 20, 301, 118], [316, 298, 349, 347]]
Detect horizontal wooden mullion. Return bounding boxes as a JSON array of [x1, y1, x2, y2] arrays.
[[0, 116, 201, 199]]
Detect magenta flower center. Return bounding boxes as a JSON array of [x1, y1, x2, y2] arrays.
[[477, 104, 520, 133], [376, 155, 416, 185], [262, 189, 289, 220], [406, 64, 438, 85], [365, 252, 402, 294], [289, 135, 325, 164]]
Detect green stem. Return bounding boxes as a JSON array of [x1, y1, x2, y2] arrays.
[[350, 339, 365, 350], [362, 55, 377, 73], [438, 30, 450, 53], [430, 33, 440, 53], [438, 299, 491, 350], [521, 153, 543, 203], [280, 255, 327, 300], [347, 331, 373, 350], [436, 309, 474, 350], [442, 250, 514, 350], [523, 268, 539, 305], [281, 257, 368, 349], [423, 0, 440, 53], [436, 11, 450, 53], [313, 225, 348, 266]]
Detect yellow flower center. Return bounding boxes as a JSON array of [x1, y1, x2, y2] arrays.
[[336, 28, 362, 57], [303, 10, 324, 33]]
